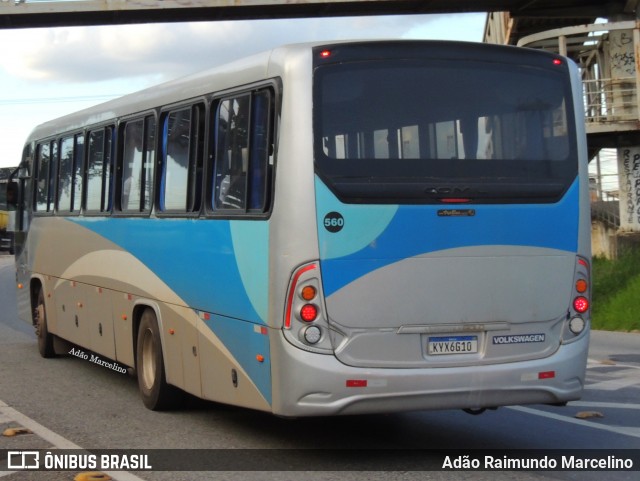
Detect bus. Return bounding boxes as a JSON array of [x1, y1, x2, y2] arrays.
[[10, 40, 591, 416]]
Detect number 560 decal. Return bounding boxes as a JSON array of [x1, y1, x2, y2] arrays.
[[323, 212, 344, 233]]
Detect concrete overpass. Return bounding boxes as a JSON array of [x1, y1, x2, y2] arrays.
[[0, 0, 636, 29], [484, 1, 640, 253]]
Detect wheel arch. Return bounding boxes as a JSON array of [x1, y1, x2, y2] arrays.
[[132, 299, 185, 410], [131, 300, 166, 371], [28, 275, 46, 326]]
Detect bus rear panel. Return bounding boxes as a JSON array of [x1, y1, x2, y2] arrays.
[[274, 42, 590, 416]]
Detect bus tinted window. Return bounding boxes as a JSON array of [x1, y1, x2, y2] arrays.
[[86, 127, 113, 213], [58, 136, 74, 211], [213, 89, 272, 213], [249, 90, 271, 211], [35, 142, 56, 213], [314, 58, 577, 204], [161, 104, 204, 213], [215, 95, 249, 210], [73, 134, 84, 212], [121, 117, 155, 213]]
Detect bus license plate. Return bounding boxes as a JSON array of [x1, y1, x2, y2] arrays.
[[428, 336, 478, 355]]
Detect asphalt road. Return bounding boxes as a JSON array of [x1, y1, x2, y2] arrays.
[[0, 253, 638, 481]]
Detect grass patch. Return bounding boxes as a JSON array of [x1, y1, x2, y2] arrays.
[[591, 248, 640, 332]]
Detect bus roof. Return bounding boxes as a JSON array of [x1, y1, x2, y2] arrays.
[[23, 39, 553, 144]]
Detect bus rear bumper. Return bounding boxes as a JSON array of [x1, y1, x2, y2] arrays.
[[270, 332, 589, 417]]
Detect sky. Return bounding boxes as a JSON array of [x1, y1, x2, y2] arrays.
[[0, 12, 487, 169]]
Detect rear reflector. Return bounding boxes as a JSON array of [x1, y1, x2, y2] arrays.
[[346, 380, 368, 388]]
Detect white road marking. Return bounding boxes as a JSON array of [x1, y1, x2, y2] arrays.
[[588, 358, 640, 370], [507, 405, 640, 439], [0, 398, 148, 481], [584, 358, 640, 391], [569, 400, 640, 410], [584, 377, 640, 391]]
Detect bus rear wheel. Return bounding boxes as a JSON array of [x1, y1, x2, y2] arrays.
[[35, 288, 55, 358], [136, 308, 183, 410]]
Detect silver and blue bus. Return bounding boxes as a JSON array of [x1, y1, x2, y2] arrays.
[[10, 40, 591, 416]]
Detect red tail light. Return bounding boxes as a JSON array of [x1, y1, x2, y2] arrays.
[[284, 263, 317, 329], [573, 296, 589, 313], [283, 261, 332, 352], [300, 304, 318, 322]]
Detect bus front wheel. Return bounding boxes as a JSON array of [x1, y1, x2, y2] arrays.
[[135, 308, 183, 410], [35, 288, 55, 358]]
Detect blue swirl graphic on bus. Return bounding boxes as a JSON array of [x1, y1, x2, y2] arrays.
[[316, 177, 580, 296], [71, 217, 268, 323]]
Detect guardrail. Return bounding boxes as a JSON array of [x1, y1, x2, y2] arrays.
[[583, 77, 638, 124], [591, 200, 621, 229], [513, 20, 640, 131]]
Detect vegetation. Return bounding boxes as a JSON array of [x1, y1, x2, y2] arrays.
[[591, 248, 640, 332]]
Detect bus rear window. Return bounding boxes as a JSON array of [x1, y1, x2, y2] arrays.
[[313, 56, 577, 204]]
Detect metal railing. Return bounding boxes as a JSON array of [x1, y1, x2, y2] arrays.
[[591, 200, 621, 229], [583, 77, 638, 123]]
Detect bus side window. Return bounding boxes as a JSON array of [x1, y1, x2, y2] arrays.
[[120, 116, 155, 213], [215, 96, 249, 210], [35, 142, 51, 212], [73, 134, 84, 212], [34, 140, 58, 213], [86, 127, 114, 213], [57, 133, 84, 213], [213, 88, 273, 213], [160, 104, 204, 213], [58, 136, 74, 212], [248, 90, 272, 211]]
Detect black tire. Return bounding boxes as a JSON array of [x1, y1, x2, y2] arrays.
[[136, 308, 183, 410], [35, 288, 55, 358]]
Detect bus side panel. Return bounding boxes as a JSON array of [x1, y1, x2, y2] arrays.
[[86, 284, 115, 360], [111, 289, 135, 367], [129, 301, 201, 399], [52, 277, 91, 349], [63, 216, 272, 410], [199, 314, 272, 411]]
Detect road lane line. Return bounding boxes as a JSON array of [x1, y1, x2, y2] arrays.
[[507, 405, 640, 439], [0, 398, 148, 481], [584, 377, 640, 391], [0, 399, 80, 449], [588, 358, 640, 370], [569, 400, 640, 410]]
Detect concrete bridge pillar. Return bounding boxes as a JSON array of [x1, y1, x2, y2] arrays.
[[617, 147, 640, 231], [611, 28, 640, 231]]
